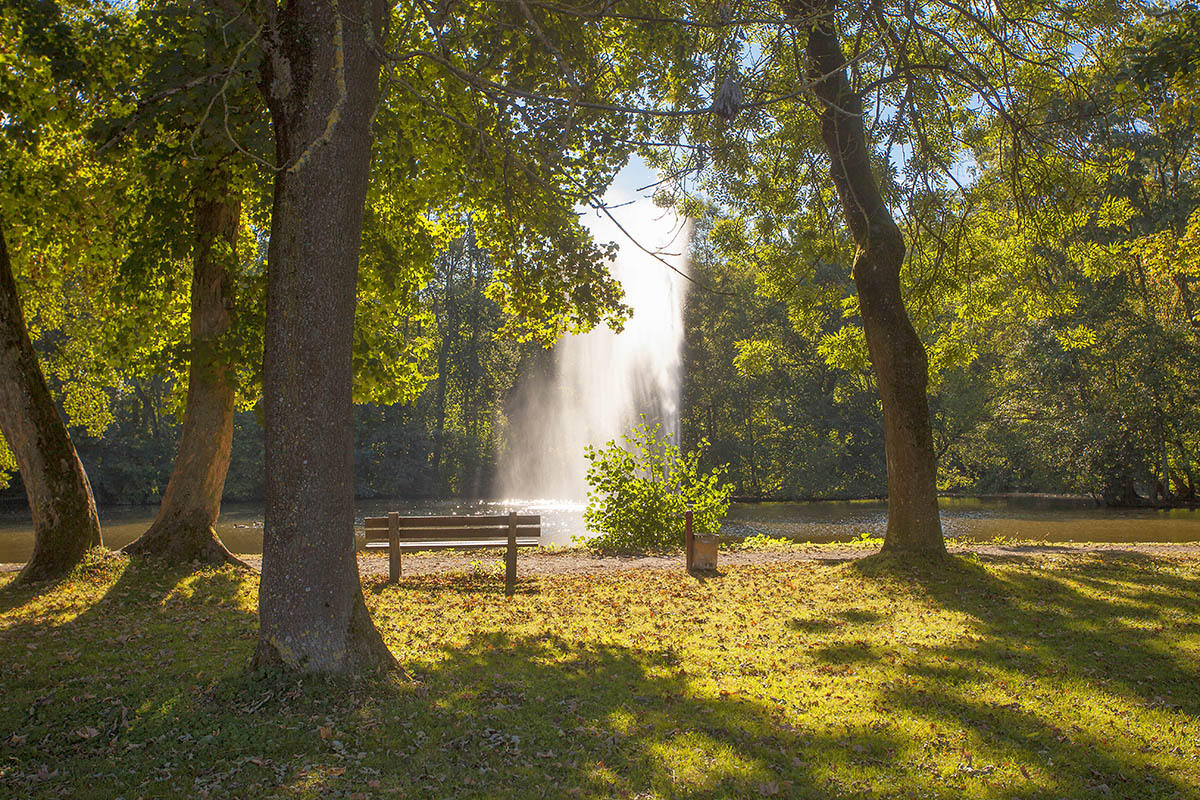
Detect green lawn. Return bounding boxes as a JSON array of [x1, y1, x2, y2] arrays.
[[2, 549, 1199, 799]]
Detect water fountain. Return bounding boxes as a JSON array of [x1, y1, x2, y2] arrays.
[[499, 187, 690, 531]]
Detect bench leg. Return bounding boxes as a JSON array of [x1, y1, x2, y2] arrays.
[[505, 512, 517, 596], [388, 512, 401, 583]]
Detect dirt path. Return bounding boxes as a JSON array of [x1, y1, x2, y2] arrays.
[[4, 541, 1198, 576], [335, 542, 1200, 578]]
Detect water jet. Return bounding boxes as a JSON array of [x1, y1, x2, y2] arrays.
[[499, 188, 690, 515]]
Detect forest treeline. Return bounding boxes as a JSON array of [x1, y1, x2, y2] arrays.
[[2, 234, 535, 507]]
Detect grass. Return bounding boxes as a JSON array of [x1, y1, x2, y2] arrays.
[[2, 549, 1199, 799]]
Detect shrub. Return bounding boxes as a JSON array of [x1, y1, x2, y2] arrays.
[[582, 422, 732, 551], [738, 533, 793, 550]]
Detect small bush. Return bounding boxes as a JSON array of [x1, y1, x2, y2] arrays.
[[582, 423, 732, 551], [738, 533, 793, 550]]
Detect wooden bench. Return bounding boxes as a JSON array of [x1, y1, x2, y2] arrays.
[[363, 511, 540, 594]]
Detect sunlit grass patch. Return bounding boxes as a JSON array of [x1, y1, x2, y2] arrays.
[[2, 550, 1199, 798]]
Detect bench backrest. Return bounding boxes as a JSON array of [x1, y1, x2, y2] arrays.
[[363, 514, 541, 544]]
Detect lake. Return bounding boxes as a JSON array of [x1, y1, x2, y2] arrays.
[[1, 495, 1198, 563]]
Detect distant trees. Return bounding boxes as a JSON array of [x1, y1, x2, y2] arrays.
[[681, 213, 886, 499], [931, 6, 1200, 504]]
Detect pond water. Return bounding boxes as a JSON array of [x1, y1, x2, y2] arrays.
[[1, 495, 1198, 563]]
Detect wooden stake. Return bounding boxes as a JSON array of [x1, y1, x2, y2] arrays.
[[505, 510, 517, 596]]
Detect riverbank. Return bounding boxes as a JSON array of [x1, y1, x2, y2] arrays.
[[3, 548, 1198, 799], [4, 494, 1200, 561]]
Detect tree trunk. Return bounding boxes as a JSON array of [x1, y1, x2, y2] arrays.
[[1171, 274, 1198, 335], [0, 221, 103, 583], [253, 0, 394, 674], [798, 0, 945, 555], [124, 173, 243, 565]]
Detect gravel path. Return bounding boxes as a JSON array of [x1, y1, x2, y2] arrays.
[[331, 542, 1200, 578], [4, 542, 1198, 576]]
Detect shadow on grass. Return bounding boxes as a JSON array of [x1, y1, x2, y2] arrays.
[[786, 617, 840, 634], [0, 548, 111, 615], [1, 559, 902, 799], [851, 551, 1200, 797], [366, 572, 540, 596], [3, 552, 1198, 798]]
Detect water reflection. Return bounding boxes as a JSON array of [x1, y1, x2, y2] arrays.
[[724, 496, 1200, 545], [1, 495, 1198, 563]]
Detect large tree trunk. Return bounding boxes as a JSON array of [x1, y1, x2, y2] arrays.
[[798, 0, 945, 555], [124, 173, 242, 565], [253, 0, 394, 674], [0, 221, 103, 583]]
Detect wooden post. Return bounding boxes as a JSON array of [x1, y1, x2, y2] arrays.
[[505, 510, 517, 596], [685, 505, 694, 572], [388, 511, 400, 582]]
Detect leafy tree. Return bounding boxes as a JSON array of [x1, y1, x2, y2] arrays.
[[251, 0, 696, 672], [93, 0, 273, 565], [0, 227, 102, 583], [0, 0, 136, 582]]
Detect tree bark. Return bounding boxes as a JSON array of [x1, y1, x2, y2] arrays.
[[796, 0, 945, 555], [124, 173, 243, 565], [253, 0, 394, 674], [0, 221, 103, 583]]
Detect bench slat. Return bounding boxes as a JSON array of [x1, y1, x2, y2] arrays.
[[363, 525, 540, 542], [364, 514, 539, 529], [365, 538, 540, 550]]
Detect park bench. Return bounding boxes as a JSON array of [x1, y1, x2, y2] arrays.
[[363, 511, 541, 594]]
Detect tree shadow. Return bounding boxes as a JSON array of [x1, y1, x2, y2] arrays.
[[848, 551, 1200, 796], [786, 617, 840, 633], [836, 608, 884, 624], [0, 549, 112, 615], [0, 555, 263, 798], [365, 573, 539, 596], [3, 553, 1198, 798], [1, 564, 904, 798]]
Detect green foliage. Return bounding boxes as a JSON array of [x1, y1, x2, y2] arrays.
[[583, 422, 731, 551], [736, 532, 793, 550], [681, 211, 886, 499]]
